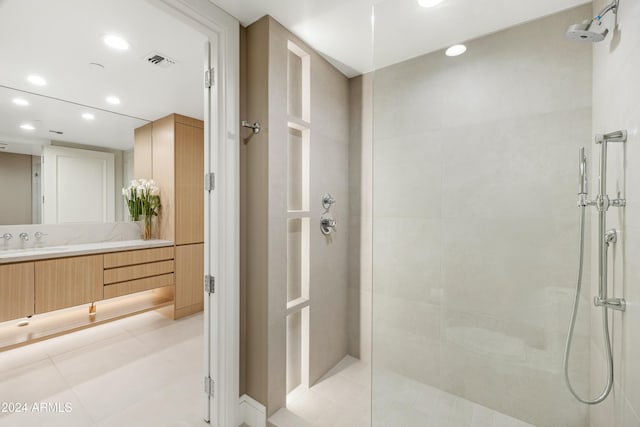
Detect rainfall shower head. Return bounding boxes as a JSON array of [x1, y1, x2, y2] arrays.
[[565, 0, 618, 43], [566, 21, 608, 42]]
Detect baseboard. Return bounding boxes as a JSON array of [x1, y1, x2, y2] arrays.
[[173, 302, 203, 319], [238, 394, 266, 427]]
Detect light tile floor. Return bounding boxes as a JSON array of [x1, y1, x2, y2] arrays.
[[1, 309, 536, 427], [269, 356, 535, 427], [0, 307, 208, 427], [269, 356, 371, 427], [371, 368, 535, 427]]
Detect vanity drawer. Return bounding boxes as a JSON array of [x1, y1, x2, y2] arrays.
[[0, 262, 34, 322], [103, 246, 174, 269], [104, 260, 174, 285], [103, 273, 175, 299], [35, 255, 103, 313]]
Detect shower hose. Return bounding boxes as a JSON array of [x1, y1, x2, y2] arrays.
[[563, 205, 614, 404]]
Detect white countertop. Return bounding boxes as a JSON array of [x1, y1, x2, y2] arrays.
[[0, 239, 174, 264]]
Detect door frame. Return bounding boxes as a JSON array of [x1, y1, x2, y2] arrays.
[[148, 0, 239, 425]]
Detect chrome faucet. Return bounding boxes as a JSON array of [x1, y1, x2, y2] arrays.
[[34, 231, 48, 240], [19, 232, 29, 242], [1, 233, 11, 241]]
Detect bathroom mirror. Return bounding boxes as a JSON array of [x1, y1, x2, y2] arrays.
[[0, 85, 149, 225], [0, 0, 205, 227]]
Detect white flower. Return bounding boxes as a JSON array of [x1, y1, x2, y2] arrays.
[[150, 187, 160, 196], [121, 188, 128, 196]]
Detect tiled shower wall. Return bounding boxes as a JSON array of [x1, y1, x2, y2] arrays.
[[590, 0, 640, 425], [371, 5, 593, 426]]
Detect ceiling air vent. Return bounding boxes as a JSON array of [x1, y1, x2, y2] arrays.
[[144, 51, 176, 68]]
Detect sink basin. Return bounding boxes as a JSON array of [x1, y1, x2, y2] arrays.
[[0, 240, 173, 263], [30, 246, 71, 252], [0, 246, 71, 255]]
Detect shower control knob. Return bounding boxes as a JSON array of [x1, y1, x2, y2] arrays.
[[322, 193, 336, 209], [320, 217, 337, 235]]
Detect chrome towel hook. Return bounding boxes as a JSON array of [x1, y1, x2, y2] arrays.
[[241, 120, 261, 134]]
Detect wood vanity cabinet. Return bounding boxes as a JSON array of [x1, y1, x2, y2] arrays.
[[103, 246, 175, 299], [0, 262, 34, 322], [175, 243, 204, 318], [135, 114, 204, 319], [0, 246, 178, 351], [34, 255, 103, 314]]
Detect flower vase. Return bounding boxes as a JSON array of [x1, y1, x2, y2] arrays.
[[142, 215, 153, 240]]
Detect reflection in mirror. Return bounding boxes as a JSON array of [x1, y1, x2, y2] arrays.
[[0, 86, 150, 225]]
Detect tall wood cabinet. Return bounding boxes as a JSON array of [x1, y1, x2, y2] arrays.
[[134, 114, 204, 319]]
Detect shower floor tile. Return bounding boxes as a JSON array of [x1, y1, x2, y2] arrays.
[[270, 356, 371, 427], [270, 356, 535, 427]]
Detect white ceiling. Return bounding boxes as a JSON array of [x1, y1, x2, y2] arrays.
[[0, 0, 206, 152], [0, 0, 592, 153], [210, 0, 590, 76]]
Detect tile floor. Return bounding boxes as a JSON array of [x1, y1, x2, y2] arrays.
[[269, 356, 371, 427], [0, 307, 208, 427], [370, 368, 535, 427], [1, 309, 535, 427], [269, 356, 534, 427]]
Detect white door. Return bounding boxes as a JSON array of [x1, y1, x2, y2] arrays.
[[42, 146, 115, 224]]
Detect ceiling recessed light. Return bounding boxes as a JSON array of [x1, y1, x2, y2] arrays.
[[82, 113, 95, 120], [419, 0, 444, 7], [20, 124, 35, 131], [27, 75, 46, 86], [12, 98, 29, 106], [103, 34, 130, 50], [445, 44, 467, 57], [106, 96, 121, 105]]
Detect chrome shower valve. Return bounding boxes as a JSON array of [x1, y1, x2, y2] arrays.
[[320, 217, 337, 235]]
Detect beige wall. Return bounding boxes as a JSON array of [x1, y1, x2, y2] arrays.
[[242, 16, 270, 409], [239, 23, 248, 399], [242, 15, 352, 417], [590, 0, 640, 425], [0, 152, 32, 225], [371, 5, 592, 426], [347, 74, 373, 362]]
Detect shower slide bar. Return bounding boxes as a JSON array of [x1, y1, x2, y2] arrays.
[[594, 129, 626, 311], [576, 130, 627, 310], [565, 129, 627, 405]]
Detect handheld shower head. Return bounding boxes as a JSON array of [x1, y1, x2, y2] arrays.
[[566, 21, 608, 42], [578, 147, 588, 195]]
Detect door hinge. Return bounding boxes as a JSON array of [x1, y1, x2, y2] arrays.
[[204, 376, 215, 397], [205, 274, 215, 294], [205, 173, 215, 192], [205, 68, 215, 89]]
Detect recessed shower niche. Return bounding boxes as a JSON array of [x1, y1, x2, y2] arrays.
[[286, 40, 311, 393]]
